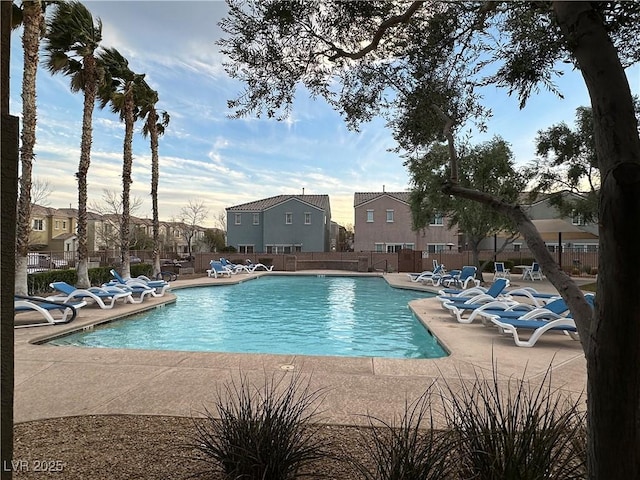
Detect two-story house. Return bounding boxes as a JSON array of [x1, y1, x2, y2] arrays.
[[483, 190, 599, 252], [226, 194, 332, 253], [353, 192, 458, 253], [28, 204, 77, 252]]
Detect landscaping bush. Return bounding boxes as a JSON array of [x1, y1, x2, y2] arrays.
[[440, 363, 586, 480], [190, 372, 329, 480], [27, 263, 153, 295], [131, 263, 153, 278], [28, 269, 77, 295], [347, 385, 454, 480]]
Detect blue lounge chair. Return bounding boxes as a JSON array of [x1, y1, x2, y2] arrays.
[[108, 269, 169, 296], [442, 265, 480, 289], [493, 262, 511, 280], [485, 294, 594, 347], [490, 317, 579, 347], [14, 295, 85, 327], [438, 278, 509, 304], [407, 261, 444, 283], [522, 262, 543, 281], [48, 281, 132, 309], [207, 260, 233, 278], [439, 278, 513, 323]]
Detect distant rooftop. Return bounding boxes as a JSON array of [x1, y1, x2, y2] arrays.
[[227, 194, 330, 212], [353, 191, 410, 207]]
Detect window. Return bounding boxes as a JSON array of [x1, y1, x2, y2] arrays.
[[285, 212, 293, 224], [252, 213, 259, 225], [404, 243, 415, 250], [294, 245, 302, 252], [238, 245, 254, 254], [54, 220, 60, 230], [304, 212, 311, 225], [427, 243, 446, 253], [429, 214, 444, 226], [513, 243, 522, 252], [374, 243, 384, 252], [386, 210, 394, 223], [386, 244, 403, 253], [62, 221, 67, 229], [572, 211, 585, 226], [234, 213, 242, 225], [366, 210, 374, 223], [32, 219, 44, 231]]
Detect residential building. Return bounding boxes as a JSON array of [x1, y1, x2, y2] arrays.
[[482, 190, 599, 252], [226, 194, 332, 253], [28, 205, 77, 252], [26, 204, 210, 259], [353, 192, 458, 253]]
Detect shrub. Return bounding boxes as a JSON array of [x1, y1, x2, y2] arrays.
[[131, 263, 152, 278], [440, 363, 586, 480], [347, 385, 454, 480], [28, 269, 76, 295], [190, 372, 328, 480]]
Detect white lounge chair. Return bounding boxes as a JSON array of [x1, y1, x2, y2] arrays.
[[47, 281, 132, 309], [522, 262, 543, 281], [207, 260, 233, 278], [493, 262, 511, 280], [245, 259, 274, 272], [14, 295, 86, 327]]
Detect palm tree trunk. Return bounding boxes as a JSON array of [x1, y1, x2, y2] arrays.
[[15, 1, 43, 296], [149, 109, 161, 278], [75, 55, 98, 289], [120, 91, 135, 279]]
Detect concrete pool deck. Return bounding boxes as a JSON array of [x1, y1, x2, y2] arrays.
[[13, 272, 593, 426]]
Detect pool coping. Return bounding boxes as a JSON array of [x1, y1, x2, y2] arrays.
[[13, 271, 590, 427]]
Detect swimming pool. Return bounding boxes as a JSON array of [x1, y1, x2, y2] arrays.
[[48, 276, 447, 359]]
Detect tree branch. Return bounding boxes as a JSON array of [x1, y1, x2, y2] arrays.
[[444, 181, 592, 353], [328, 1, 424, 61]]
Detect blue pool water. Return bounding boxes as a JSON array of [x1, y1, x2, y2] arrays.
[[49, 276, 447, 359]]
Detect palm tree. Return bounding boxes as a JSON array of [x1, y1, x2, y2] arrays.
[[43, 0, 103, 289], [97, 47, 146, 279], [139, 82, 170, 278], [14, 1, 47, 296]]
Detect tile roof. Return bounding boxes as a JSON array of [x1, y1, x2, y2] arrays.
[[227, 194, 330, 212], [353, 192, 411, 207]]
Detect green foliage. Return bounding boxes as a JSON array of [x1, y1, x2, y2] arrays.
[[191, 372, 328, 480], [407, 137, 527, 261], [529, 101, 640, 223], [441, 364, 587, 480], [202, 228, 226, 252], [221, 245, 237, 253], [348, 386, 454, 480], [131, 263, 152, 278], [27, 263, 154, 295], [28, 269, 77, 295]]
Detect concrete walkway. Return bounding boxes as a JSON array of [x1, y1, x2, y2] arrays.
[[13, 272, 592, 426]]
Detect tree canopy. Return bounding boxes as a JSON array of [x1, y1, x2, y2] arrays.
[[408, 136, 526, 266]]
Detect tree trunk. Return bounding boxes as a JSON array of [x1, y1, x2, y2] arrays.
[[553, 2, 640, 478], [149, 108, 161, 278], [1, 114, 19, 480], [15, 1, 43, 296], [76, 54, 98, 289], [120, 91, 135, 279]]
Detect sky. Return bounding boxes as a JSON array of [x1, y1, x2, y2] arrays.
[[8, 1, 640, 228]]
